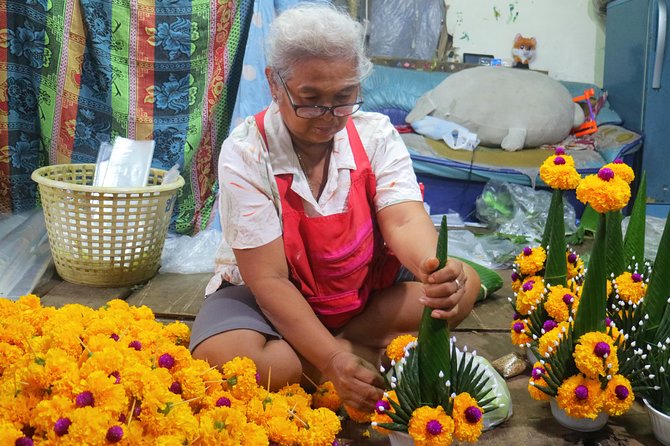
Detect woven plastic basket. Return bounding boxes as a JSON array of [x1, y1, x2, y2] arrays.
[[31, 164, 185, 287]]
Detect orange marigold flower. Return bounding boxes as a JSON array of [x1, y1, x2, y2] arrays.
[[344, 404, 373, 423], [613, 272, 647, 305], [510, 318, 532, 346], [386, 334, 417, 362], [604, 159, 635, 184], [514, 276, 545, 316], [566, 250, 585, 280], [576, 169, 631, 213], [603, 375, 634, 416], [528, 362, 551, 401], [514, 246, 547, 276], [539, 153, 581, 190], [556, 374, 604, 419], [544, 285, 578, 323], [371, 391, 397, 434], [408, 406, 454, 446], [452, 392, 484, 443], [538, 322, 570, 358], [574, 332, 618, 379], [312, 381, 342, 412]]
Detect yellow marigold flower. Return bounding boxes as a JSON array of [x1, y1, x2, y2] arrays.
[[574, 332, 619, 379], [452, 392, 484, 443], [511, 271, 523, 293], [371, 391, 397, 434], [312, 381, 342, 411], [514, 246, 547, 276], [604, 159, 635, 184], [386, 334, 417, 362], [538, 321, 570, 358], [278, 383, 312, 410], [539, 151, 581, 190], [556, 374, 604, 419], [566, 250, 585, 280], [408, 406, 454, 446], [344, 404, 373, 423], [514, 276, 545, 316], [603, 374, 634, 416], [266, 416, 300, 445], [613, 272, 647, 305], [0, 420, 24, 445], [528, 362, 551, 401], [295, 407, 341, 446], [510, 318, 532, 346], [162, 321, 191, 347], [576, 169, 631, 213], [222, 357, 259, 401], [544, 285, 578, 323], [246, 393, 291, 425], [241, 423, 271, 446]]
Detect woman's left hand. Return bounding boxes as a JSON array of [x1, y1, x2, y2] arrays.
[[418, 257, 468, 320]]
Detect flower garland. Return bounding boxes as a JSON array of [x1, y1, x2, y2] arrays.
[[0, 296, 341, 445]]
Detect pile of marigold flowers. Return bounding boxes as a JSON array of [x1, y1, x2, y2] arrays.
[[0, 295, 341, 445]]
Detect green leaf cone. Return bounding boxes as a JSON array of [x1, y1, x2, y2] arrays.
[[543, 189, 568, 287], [417, 216, 451, 404], [568, 204, 600, 245], [573, 214, 608, 339], [605, 211, 625, 277], [623, 171, 647, 268], [641, 210, 670, 338]]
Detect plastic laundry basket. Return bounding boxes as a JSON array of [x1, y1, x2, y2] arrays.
[[31, 164, 185, 287]]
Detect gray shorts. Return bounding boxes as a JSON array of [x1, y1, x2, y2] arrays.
[[188, 267, 416, 353]]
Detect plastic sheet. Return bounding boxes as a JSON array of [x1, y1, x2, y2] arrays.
[[160, 228, 223, 274], [622, 214, 667, 262]]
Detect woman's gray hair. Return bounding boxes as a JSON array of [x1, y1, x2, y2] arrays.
[[266, 3, 372, 82]]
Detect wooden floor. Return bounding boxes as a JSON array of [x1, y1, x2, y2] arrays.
[[32, 267, 663, 445]]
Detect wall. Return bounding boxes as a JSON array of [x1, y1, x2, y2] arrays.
[[444, 0, 606, 85]]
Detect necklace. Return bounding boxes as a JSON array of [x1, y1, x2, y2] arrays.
[[294, 143, 332, 199]]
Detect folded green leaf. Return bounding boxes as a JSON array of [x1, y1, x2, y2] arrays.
[[543, 190, 568, 287], [605, 211, 625, 277]]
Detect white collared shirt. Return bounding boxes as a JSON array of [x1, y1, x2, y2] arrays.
[[206, 102, 422, 295]]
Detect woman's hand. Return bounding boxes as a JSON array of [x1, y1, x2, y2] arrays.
[[419, 257, 469, 320], [322, 350, 384, 411]]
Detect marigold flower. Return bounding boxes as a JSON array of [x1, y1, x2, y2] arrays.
[[510, 318, 532, 346], [344, 404, 373, 423], [312, 381, 342, 412], [566, 250, 585, 280], [538, 322, 570, 358], [386, 334, 417, 362], [603, 374, 634, 416], [604, 159, 635, 184], [515, 276, 545, 316], [528, 363, 551, 401], [452, 392, 484, 443], [544, 285, 579, 323], [613, 272, 647, 305], [539, 154, 581, 190], [556, 374, 604, 419], [371, 391, 399, 434], [576, 170, 631, 213], [574, 332, 619, 379], [514, 246, 547, 276], [408, 406, 454, 446]]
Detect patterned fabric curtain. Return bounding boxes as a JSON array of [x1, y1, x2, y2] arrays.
[[0, 0, 253, 234]]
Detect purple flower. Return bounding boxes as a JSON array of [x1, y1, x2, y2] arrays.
[[465, 406, 483, 423], [54, 418, 71, 436], [216, 396, 231, 407], [75, 391, 94, 408], [568, 253, 578, 263], [109, 371, 121, 384], [375, 399, 391, 414], [426, 419, 443, 435], [128, 340, 142, 351], [562, 294, 574, 305], [615, 385, 630, 400], [511, 272, 520, 282], [613, 158, 623, 164], [605, 317, 613, 326], [543, 320, 558, 332], [532, 366, 545, 379], [575, 385, 589, 400], [513, 321, 525, 334], [118, 414, 127, 423], [513, 312, 520, 320], [255, 372, 261, 384], [15, 438, 33, 446], [522, 280, 535, 292], [555, 147, 566, 155], [110, 333, 119, 341], [169, 381, 182, 394], [632, 273, 643, 283], [106, 426, 124, 443], [523, 247, 533, 256], [158, 353, 175, 369], [594, 342, 610, 357], [598, 167, 615, 181], [554, 156, 566, 165], [134, 402, 142, 418]]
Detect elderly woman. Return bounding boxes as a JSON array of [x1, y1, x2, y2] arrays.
[[190, 3, 480, 411]]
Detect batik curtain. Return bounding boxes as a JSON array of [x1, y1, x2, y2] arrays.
[[0, 0, 253, 234]]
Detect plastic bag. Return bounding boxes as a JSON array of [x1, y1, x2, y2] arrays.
[[159, 228, 222, 274], [412, 116, 479, 151], [622, 214, 667, 262]]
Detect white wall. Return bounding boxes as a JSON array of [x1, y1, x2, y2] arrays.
[[445, 0, 606, 85]]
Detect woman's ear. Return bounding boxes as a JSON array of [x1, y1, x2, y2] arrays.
[[265, 67, 278, 101]]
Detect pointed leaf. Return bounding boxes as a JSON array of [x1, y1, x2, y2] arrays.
[[641, 210, 670, 334], [543, 190, 568, 287], [568, 204, 600, 245], [606, 211, 625, 277], [573, 214, 607, 338], [417, 216, 451, 403], [624, 171, 647, 267]]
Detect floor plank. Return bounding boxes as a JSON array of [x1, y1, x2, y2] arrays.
[[125, 272, 209, 320], [39, 280, 132, 308]]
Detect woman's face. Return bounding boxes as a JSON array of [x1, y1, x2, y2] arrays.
[[268, 58, 360, 148]]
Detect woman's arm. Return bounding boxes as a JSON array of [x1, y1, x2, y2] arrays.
[[377, 201, 479, 326], [234, 237, 384, 409]]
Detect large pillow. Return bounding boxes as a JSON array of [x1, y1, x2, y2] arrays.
[[405, 66, 585, 151]]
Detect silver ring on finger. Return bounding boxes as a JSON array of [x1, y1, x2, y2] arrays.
[[455, 278, 462, 289]]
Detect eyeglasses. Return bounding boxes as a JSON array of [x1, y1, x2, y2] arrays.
[[277, 73, 364, 119]]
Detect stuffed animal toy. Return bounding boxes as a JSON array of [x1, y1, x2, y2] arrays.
[[512, 34, 536, 68]]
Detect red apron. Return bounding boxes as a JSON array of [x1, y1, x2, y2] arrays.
[[255, 110, 400, 329]]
